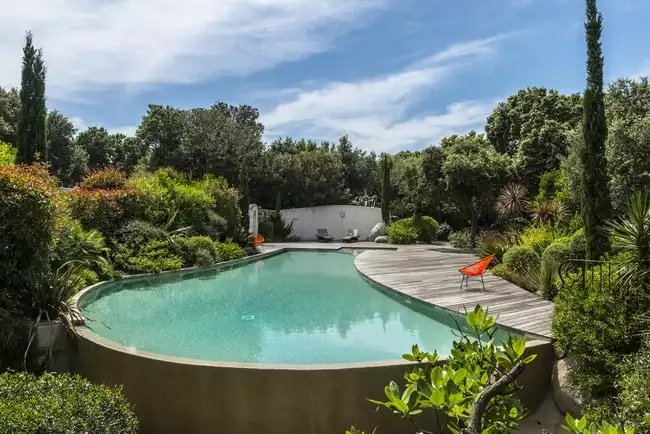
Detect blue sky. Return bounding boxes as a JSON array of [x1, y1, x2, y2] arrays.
[[1, 0, 649, 153]]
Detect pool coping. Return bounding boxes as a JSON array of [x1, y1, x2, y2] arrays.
[[73, 248, 548, 370]]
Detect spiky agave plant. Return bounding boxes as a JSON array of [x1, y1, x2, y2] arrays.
[[496, 183, 529, 218]]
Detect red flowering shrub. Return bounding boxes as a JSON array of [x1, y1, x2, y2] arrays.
[[68, 187, 137, 237], [80, 167, 127, 190], [0, 164, 59, 290]]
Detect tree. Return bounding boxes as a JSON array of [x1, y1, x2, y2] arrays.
[[380, 153, 392, 223], [607, 118, 650, 212], [137, 104, 187, 169], [46, 110, 76, 176], [0, 87, 20, 146], [16, 32, 47, 163], [580, 0, 611, 260], [606, 77, 650, 123], [75, 127, 117, 170], [442, 133, 512, 246], [112, 136, 148, 174], [485, 87, 581, 156]]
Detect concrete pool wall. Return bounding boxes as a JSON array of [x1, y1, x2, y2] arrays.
[[77, 329, 554, 434], [74, 249, 555, 434]]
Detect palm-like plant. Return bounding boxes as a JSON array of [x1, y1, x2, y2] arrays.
[[496, 183, 529, 218], [606, 192, 650, 286], [531, 200, 567, 225], [23, 262, 85, 368]]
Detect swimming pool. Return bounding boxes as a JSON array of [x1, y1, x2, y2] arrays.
[[79, 250, 505, 364]]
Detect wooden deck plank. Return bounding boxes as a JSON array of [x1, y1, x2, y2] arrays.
[[354, 248, 554, 338]]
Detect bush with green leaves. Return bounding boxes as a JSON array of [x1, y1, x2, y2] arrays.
[[542, 241, 571, 265], [552, 263, 643, 409], [519, 224, 556, 255], [0, 372, 138, 434], [387, 217, 439, 244], [80, 167, 127, 190], [259, 211, 293, 241], [351, 305, 536, 434], [174, 235, 221, 267], [503, 245, 539, 274], [477, 231, 514, 264], [0, 141, 17, 166], [215, 242, 246, 262], [435, 222, 452, 241], [490, 263, 517, 283], [0, 164, 59, 291], [449, 230, 471, 249], [387, 219, 418, 244], [112, 240, 183, 274]]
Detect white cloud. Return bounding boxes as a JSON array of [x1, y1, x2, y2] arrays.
[[262, 35, 505, 152], [0, 0, 383, 100]]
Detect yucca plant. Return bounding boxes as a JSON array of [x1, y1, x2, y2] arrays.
[[530, 200, 567, 226], [23, 262, 86, 368], [496, 183, 529, 218], [606, 192, 650, 287]]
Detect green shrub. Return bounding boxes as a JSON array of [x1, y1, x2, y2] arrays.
[[552, 265, 642, 406], [174, 236, 221, 267], [449, 230, 471, 249], [413, 216, 439, 243], [0, 164, 58, 291], [215, 242, 246, 261], [503, 245, 539, 274], [536, 169, 563, 203], [568, 228, 587, 260], [435, 222, 452, 241], [491, 263, 517, 283], [112, 240, 183, 274], [68, 187, 135, 237], [519, 224, 556, 255], [0, 141, 17, 167], [116, 220, 167, 245], [618, 342, 650, 433], [259, 211, 293, 241], [541, 241, 571, 265], [0, 372, 138, 434], [387, 217, 439, 244], [80, 167, 127, 190], [198, 174, 241, 237], [477, 232, 512, 264], [387, 219, 418, 244]]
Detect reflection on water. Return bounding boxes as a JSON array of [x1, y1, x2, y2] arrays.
[[82, 251, 510, 364]]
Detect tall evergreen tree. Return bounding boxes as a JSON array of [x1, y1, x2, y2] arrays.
[[380, 153, 392, 223], [580, 0, 611, 259], [16, 31, 47, 163]]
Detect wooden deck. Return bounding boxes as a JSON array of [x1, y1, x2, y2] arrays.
[[355, 248, 554, 338]]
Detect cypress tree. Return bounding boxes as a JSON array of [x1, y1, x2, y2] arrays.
[[17, 31, 47, 163], [380, 153, 392, 224], [580, 0, 611, 260]]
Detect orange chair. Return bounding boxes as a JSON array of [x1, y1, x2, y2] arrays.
[[254, 234, 265, 245], [458, 255, 495, 291]]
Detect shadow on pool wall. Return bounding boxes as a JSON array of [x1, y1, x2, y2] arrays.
[[73, 249, 555, 434]]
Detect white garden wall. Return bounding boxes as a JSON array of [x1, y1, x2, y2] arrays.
[[278, 205, 382, 241]]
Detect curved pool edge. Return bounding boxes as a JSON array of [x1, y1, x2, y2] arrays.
[[353, 249, 553, 342], [72, 248, 556, 434]]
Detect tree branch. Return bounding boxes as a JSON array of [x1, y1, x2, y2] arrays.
[[463, 361, 526, 434]]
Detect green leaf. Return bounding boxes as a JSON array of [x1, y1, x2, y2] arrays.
[[452, 368, 468, 385], [512, 337, 526, 358], [402, 353, 416, 362], [429, 389, 445, 407], [508, 407, 519, 418], [409, 409, 423, 416], [523, 354, 537, 364], [431, 366, 443, 388], [401, 384, 415, 403], [577, 416, 588, 432], [388, 381, 400, 399]]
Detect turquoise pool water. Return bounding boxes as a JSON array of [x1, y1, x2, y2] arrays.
[[80, 251, 507, 364]]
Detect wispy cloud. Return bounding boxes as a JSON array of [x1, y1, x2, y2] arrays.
[[262, 35, 506, 152], [0, 0, 384, 100]]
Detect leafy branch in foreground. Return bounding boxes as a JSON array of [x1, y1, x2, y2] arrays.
[[350, 305, 536, 434]]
